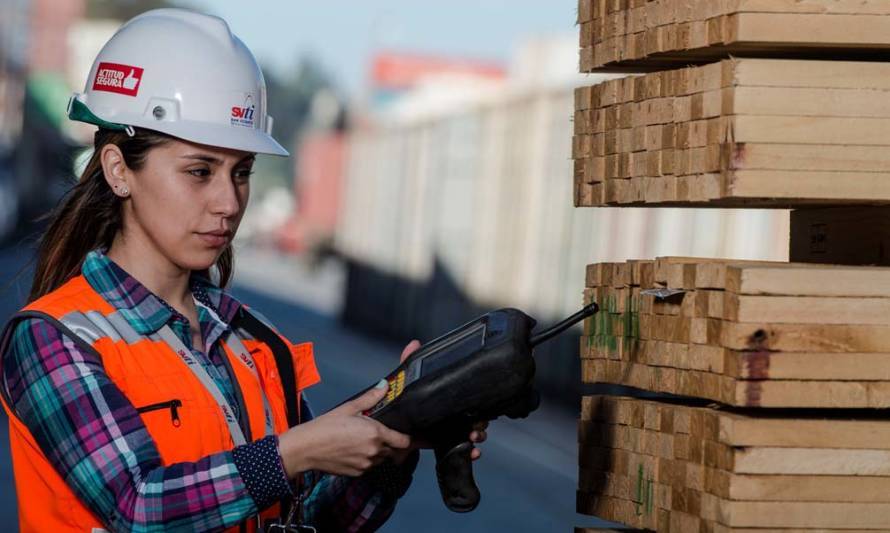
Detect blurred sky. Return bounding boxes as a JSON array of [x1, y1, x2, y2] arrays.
[[177, 0, 578, 96]]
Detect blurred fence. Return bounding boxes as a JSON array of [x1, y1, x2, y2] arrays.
[[334, 79, 789, 405]]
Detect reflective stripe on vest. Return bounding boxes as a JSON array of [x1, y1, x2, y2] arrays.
[[59, 308, 275, 447]]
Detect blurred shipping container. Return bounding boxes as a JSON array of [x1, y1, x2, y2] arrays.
[[277, 132, 346, 254], [337, 37, 791, 404]]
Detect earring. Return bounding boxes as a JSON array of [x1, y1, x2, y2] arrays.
[[121, 187, 129, 196]]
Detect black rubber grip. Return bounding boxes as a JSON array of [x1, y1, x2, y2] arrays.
[[434, 439, 480, 513]]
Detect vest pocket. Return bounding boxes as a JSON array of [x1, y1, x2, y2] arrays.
[[135, 399, 182, 427]]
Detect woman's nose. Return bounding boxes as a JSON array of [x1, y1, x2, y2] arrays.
[[209, 175, 242, 217]]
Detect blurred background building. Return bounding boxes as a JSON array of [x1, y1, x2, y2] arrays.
[[0, 1, 789, 530]]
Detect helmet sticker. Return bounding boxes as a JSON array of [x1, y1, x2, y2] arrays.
[[231, 94, 256, 128], [93, 62, 144, 97]]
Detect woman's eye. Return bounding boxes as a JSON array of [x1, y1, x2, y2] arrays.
[[187, 168, 211, 178], [234, 169, 254, 182]]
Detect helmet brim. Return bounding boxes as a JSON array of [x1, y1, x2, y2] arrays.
[[68, 95, 290, 157], [145, 119, 290, 157]]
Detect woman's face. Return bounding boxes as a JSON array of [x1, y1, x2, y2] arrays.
[[117, 138, 254, 272]]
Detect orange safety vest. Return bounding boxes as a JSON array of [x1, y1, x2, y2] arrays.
[[0, 274, 320, 532]]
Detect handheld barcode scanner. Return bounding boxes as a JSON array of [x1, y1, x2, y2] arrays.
[[349, 303, 599, 513]]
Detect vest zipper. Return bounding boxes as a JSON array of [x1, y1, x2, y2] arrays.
[[135, 399, 182, 427]]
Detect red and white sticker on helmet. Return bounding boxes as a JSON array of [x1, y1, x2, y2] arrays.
[[231, 94, 256, 128], [92, 62, 143, 97]]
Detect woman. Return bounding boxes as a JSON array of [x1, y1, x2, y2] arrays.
[[0, 8, 486, 532]]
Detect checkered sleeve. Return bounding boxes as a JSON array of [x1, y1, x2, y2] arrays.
[[0, 317, 284, 531]]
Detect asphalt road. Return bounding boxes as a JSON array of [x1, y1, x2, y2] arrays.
[[0, 242, 616, 532]]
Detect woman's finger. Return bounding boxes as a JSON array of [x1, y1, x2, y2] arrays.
[[469, 430, 487, 443], [470, 447, 482, 461], [400, 340, 422, 363]]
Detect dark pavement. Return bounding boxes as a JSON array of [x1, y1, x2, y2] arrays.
[[0, 242, 614, 532]]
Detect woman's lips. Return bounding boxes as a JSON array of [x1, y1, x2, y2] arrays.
[[196, 231, 231, 247]]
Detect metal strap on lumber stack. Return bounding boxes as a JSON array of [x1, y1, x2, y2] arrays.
[[578, 395, 890, 531], [577, 0, 890, 72], [572, 58, 890, 207], [581, 257, 890, 408]]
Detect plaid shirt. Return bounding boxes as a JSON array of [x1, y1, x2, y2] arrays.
[[1, 249, 417, 532]]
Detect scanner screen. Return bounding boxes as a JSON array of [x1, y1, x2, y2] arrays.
[[420, 324, 485, 376]]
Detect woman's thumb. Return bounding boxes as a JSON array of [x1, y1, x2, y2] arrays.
[[349, 379, 389, 413]]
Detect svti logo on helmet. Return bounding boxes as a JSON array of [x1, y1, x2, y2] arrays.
[[92, 62, 143, 97], [230, 94, 256, 127]]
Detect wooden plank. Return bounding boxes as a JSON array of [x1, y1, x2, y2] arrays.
[[723, 474, 890, 503], [725, 264, 890, 297], [731, 0, 890, 16], [693, 259, 783, 289], [718, 413, 890, 449], [719, 500, 890, 529], [726, 57, 890, 90], [725, 374, 890, 408], [723, 293, 890, 325], [718, 320, 890, 352], [732, 447, 890, 476], [732, 115, 890, 146], [722, 85, 890, 117], [723, 350, 890, 381], [728, 143, 890, 173], [586, 263, 609, 288], [729, 12, 890, 47]]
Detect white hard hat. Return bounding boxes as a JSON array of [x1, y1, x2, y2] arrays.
[[67, 8, 288, 156]]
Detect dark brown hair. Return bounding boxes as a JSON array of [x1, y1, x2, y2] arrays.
[[28, 127, 235, 302]]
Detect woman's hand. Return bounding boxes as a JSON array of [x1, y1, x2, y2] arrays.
[[390, 340, 489, 465], [277, 383, 412, 478]]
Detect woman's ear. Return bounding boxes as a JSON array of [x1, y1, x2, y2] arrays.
[[100, 144, 132, 197]]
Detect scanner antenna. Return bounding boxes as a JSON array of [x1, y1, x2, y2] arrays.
[[529, 302, 599, 348]]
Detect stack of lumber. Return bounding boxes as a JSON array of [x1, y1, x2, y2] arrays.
[[577, 0, 890, 72], [572, 58, 890, 207], [578, 395, 890, 531], [581, 257, 890, 408], [573, 1, 890, 530]]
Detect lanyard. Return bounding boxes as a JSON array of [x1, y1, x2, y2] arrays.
[[224, 331, 276, 437], [155, 325, 275, 446]]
